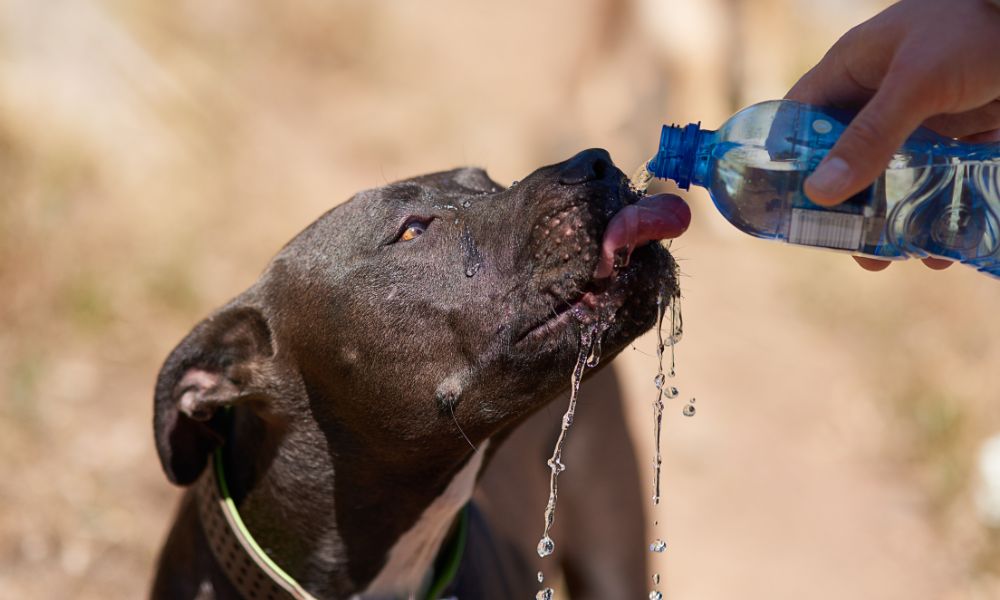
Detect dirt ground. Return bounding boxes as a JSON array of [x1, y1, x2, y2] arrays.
[[1, 0, 999, 598]]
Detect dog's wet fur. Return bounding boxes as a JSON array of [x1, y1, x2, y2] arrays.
[[151, 149, 678, 599]]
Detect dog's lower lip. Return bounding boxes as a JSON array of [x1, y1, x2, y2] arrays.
[[517, 289, 610, 344]]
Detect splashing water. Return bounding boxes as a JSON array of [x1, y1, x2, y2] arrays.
[[536, 588, 554, 600], [649, 539, 667, 553], [537, 324, 600, 561], [649, 592, 663, 600]]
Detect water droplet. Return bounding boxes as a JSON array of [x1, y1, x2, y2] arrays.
[[511, 180, 520, 187], [537, 535, 555, 557], [653, 373, 665, 389], [689, 397, 696, 403], [649, 539, 666, 553], [683, 404, 696, 417], [535, 587, 553, 600], [664, 386, 678, 399], [586, 336, 603, 367], [649, 592, 663, 600], [462, 200, 472, 208], [547, 457, 565, 473], [464, 263, 481, 277], [537, 571, 544, 583], [653, 573, 660, 585]]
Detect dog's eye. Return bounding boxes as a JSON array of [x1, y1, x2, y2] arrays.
[[397, 219, 429, 243]]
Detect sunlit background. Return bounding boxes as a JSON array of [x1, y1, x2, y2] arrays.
[[2, 0, 999, 598]]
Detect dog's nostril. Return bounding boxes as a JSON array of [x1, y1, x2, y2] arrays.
[[558, 148, 614, 185]]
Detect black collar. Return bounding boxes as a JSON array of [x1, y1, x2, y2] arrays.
[[196, 449, 467, 599]]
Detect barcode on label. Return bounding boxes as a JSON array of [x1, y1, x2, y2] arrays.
[[788, 208, 864, 251]]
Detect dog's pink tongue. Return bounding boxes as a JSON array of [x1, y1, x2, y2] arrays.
[[594, 194, 690, 279]]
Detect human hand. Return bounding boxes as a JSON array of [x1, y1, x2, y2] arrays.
[[785, 0, 1000, 271]]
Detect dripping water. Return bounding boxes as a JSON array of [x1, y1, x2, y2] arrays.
[[585, 334, 602, 368], [635, 156, 683, 594], [537, 323, 599, 559], [651, 293, 667, 506], [684, 398, 697, 417], [535, 322, 609, 598]]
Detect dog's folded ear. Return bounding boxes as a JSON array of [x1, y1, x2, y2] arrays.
[[154, 304, 276, 485]]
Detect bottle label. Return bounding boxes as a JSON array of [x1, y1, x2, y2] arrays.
[[788, 208, 864, 251]]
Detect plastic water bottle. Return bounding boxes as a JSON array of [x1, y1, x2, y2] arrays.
[[646, 99, 1000, 277]]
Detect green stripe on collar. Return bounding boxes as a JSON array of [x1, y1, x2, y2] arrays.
[[424, 504, 469, 600]]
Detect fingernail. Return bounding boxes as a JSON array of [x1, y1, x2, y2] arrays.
[[806, 156, 851, 201]]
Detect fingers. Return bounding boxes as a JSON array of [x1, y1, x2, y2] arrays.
[[853, 256, 892, 271], [923, 99, 1000, 139], [805, 68, 936, 206], [921, 257, 953, 270], [851, 256, 954, 271], [961, 129, 1000, 143]]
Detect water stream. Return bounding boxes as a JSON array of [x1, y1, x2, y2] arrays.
[[535, 323, 603, 599], [633, 156, 686, 600], [534, 157, 686, 599]]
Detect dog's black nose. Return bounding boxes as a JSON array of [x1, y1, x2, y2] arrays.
[[558, 148, 614, 185]]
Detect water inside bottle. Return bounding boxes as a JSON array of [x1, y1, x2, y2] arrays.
[[710, 139, 1000, 266]]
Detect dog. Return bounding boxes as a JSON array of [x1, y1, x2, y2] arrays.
[[150, 148, 679, 599]]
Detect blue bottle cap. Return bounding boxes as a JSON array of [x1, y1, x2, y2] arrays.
[[651, 122, 702, 190]]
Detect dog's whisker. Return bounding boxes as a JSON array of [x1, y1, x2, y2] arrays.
[[449, 401, 477, 452]]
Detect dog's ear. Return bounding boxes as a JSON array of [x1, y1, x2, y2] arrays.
[[154, 305, 276, 485]]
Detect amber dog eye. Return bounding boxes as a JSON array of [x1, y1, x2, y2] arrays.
[[397, 219, 429, 242]]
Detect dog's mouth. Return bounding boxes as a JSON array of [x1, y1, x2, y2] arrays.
[[517, 282, 610, 344], [514, 247, 664, 347], [515, 196, 679, 347]]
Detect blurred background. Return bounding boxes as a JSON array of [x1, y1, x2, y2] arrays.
[[1, 0, 999, 597]]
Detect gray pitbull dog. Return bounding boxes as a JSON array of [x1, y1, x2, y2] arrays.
[[151, 149, 677, 599]]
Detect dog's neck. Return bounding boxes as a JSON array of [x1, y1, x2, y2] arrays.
[[219, 408, 487, 599]]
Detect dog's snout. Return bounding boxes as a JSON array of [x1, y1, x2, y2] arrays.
[[557, 148, 613, 185]]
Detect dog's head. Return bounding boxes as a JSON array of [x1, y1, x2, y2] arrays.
[[154, 149, 679, 485]]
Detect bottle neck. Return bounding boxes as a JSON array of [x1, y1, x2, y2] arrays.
[[649, 122, 704, 190]]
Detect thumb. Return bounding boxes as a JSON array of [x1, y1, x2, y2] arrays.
[[804, 74, 932, 206]]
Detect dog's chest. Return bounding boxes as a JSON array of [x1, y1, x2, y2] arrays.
[[356, 442, 489, 599]]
